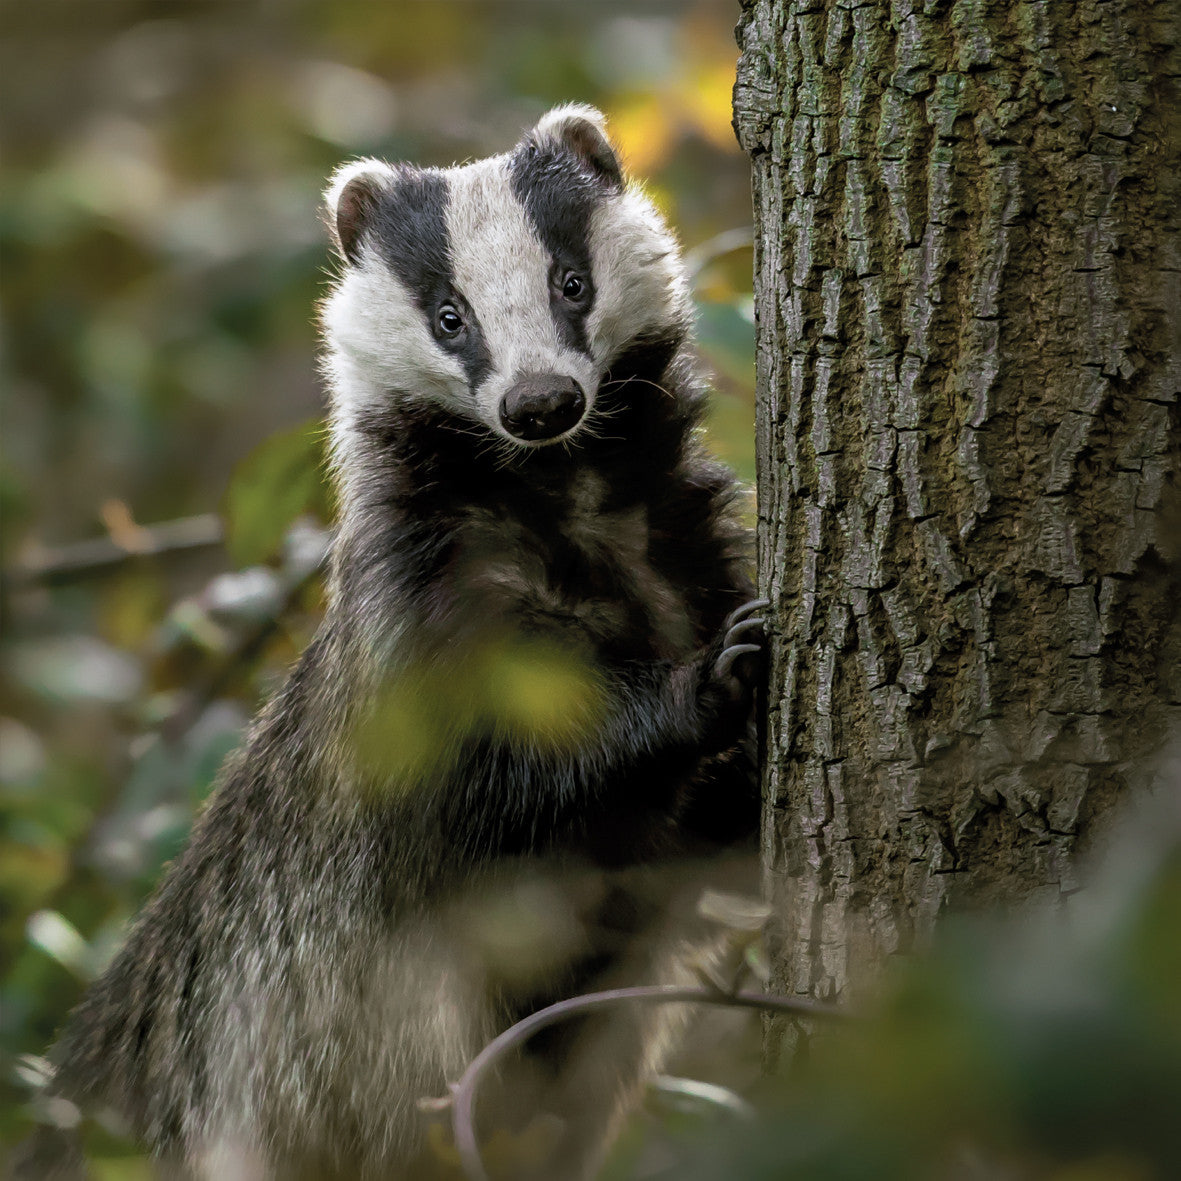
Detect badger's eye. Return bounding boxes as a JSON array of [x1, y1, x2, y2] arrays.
[[435, 305, 464, 338], [562, 273, 586, 301]]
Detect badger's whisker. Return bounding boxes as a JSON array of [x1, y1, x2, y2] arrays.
[[600, 376, 676, 401]]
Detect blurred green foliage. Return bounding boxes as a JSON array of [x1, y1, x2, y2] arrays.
[[222, 416, 330, 566], [0, 0, 756, 1161], [608, 786, 1181, 1181]]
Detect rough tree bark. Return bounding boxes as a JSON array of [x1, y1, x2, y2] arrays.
[[732, 0, 1181, 1051]]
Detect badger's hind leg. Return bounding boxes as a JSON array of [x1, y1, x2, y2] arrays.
[[494, 947, 715, 1181], [456, 867, 724, 1181]]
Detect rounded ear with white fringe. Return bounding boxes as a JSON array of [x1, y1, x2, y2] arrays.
[[324, 159, 396, 264], [529, 104, 623, 191]]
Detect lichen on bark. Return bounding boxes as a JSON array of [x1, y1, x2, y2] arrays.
[[734, 0, 1181, 1057]]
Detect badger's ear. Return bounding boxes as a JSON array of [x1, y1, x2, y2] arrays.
[[324, 159, 396, 264], [530, 104, 623, 191]]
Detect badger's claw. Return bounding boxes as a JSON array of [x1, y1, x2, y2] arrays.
[[710, 598, 769, 697], [723, 616, 766, 646], [714, 642, 762, 682], [723, 598, 770, 631]]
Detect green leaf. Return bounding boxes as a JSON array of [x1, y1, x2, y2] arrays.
[[222, 418, 329, 566]]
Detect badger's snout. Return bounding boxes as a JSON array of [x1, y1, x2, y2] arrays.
[[499, 374, 586, 442]]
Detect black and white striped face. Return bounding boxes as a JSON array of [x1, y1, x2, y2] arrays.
[[322, 105, 690, 460]]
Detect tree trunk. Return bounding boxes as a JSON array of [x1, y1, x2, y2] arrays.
[[733, 0, 1180, 1054]]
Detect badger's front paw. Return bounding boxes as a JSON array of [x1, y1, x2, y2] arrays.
[[684, 599, 769, 749], [694, 599, 770, 727], [690, 598, 768, 749], [713, 597, 769, 697], [708, 597, 769, 706]]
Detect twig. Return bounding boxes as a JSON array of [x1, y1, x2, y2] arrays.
[[160, 558, 325, 743], [448, 983, 846, 1181], [6, 513, 224, 588], [686, 227, 754, 284]]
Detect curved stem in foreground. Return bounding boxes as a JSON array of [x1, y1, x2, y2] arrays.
[[449, 983, 846, 1181]]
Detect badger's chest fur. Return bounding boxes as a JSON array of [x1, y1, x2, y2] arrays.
[[31, 106, 763, 1181]]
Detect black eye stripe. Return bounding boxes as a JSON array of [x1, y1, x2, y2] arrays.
[[369, 171, 491, 390], [510, 145, 599, 358], [549, 263, 591, 308], [554, 270, 589, 303], [430, 289, 489, 385]]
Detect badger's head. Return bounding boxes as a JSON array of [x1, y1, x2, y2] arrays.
[[321, 105, 691, 473]]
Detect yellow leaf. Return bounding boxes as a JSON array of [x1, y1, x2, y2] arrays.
[[349, 638, 604, 793], [477, 639, 604, 752], [679, 61, 742, 154], [608, 97, 676, 175]]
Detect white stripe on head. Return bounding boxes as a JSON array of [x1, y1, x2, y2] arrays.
[[323, 258, 469, 488], [586, 189, 691, 366], [445, 158, 600, 433]]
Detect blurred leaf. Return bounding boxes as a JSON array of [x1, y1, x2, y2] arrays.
[[9, 637, 143, 706], [222, 417, 329, 567], [161, 599, 233, 654], [679, 61, 743, 153], [98, 571, 167, 650], [610, 94, 677, 174], [353, 675, 457, 790], [0, 844, 68, 914], [0, 718, 47, 788], [26, 910, 90, 980], [202, 566, 284, 625], [477, 638, 605, 750], [353, 637, 606, 795]]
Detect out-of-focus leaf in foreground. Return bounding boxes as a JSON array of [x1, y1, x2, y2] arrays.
[[222, 417, 330, 568], [351, 637, 606, 795], [664, 781, 1181, 1181]]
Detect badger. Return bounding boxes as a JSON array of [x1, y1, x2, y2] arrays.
[[19, 105, 764, 1180]]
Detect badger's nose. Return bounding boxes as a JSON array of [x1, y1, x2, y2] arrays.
[[499, 375, 586, 441]]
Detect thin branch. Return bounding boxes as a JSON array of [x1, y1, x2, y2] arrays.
[[686, 227, 754, 285], [448, 983, 846, 1181], [6, 513, 225, 588]]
